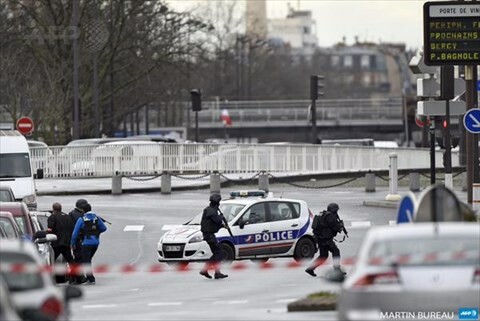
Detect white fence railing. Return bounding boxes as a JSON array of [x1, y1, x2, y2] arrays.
[[29, 143, 456, 178]]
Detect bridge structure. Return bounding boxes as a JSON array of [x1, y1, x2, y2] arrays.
[[30, 143, 455, 179], [185, 97, 407, 142]]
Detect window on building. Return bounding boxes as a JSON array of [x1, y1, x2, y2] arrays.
[[344, 55, 353, 68], [304, 26, 310, 34], [331, 55, 340, 67], [361, 55, 370, 69]]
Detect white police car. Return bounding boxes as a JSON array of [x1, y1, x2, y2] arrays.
[[157, 190, 316, 264]]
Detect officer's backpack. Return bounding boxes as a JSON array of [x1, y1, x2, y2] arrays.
[[83, 216, 100, 237], [312, 210, 329, 233]]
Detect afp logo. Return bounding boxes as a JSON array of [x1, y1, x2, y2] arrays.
[[459, 308, 479, 320]]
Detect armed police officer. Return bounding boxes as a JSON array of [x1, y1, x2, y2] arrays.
[[71, 203, 107, 285], [68, 199, 88, 284], [305, 203, 348, 277], [199, 193, 229, 280]]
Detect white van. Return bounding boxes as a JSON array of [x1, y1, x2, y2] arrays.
[[0, 130, 40, 209]]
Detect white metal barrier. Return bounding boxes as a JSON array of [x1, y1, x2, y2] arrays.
[[29, 143, 454, 178]]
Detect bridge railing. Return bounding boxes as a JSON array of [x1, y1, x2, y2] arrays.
[[30, 143, 454, 179], [195, 98, 403, 126]]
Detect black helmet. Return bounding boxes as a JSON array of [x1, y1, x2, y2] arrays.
[[327, 203, 339, 212], [209, 193, 222, 203], [75, 199, 88, 209]]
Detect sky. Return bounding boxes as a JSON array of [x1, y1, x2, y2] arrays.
[[168, 0, 429, 50]]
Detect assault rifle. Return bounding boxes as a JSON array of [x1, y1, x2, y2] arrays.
[[218, 209, 234, 238]]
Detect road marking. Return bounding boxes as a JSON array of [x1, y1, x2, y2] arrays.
[[212, 300, 248, 305], [123, 225, 144, 232], [389, 220, 397, 226], [148, 302, 183, 306], [349, 221, 371, 228], [275, 298, 297, 303], [82, 304, 118, 309]]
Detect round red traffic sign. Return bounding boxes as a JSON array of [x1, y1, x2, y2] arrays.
[[16, 116, 34, 135]]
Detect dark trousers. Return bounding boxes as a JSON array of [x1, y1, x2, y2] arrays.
[[81, 245, 98, 282], [203, 232, 224, 272], [71, 244, 85, 283], [53, 245, 74, 263], [310, 238, 340, 269]]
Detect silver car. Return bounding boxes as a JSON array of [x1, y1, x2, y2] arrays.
[[336, 223, 480, 321], [0, 239, 82, 321]]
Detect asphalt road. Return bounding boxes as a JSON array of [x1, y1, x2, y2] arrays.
[[37, 185, 399, 321]]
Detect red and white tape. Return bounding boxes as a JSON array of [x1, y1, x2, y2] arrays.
[[0, 249, 477, 275]]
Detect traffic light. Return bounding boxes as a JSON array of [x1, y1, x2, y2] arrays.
[[190, 89, 201, 112], [310, 75, 325, 100]]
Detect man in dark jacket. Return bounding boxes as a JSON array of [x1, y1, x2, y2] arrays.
[[47, 202, 75, 265], [305, 203, 347, 277], [68, 199, 88, 284], [199, 193, 228, 280]]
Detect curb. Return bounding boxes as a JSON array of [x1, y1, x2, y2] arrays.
[[362, 200, 399, 208], [287, 297, 337, 312]]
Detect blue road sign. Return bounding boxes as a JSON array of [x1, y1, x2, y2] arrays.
[[464, 109, 480, 134], [396, 193, 415, 224]]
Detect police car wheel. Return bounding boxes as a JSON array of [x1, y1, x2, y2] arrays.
[[293, 238, 316, 261], [219, 243, 235, 261]]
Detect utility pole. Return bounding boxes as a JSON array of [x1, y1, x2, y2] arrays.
[[72, 0, 80, 139]]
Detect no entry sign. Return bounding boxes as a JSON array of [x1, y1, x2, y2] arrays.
[[16, 116, 34, 135]]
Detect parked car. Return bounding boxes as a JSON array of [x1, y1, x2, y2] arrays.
[[0, 185, 15, 202], [31, 211, 56, 267], [0, 224, 8, 238], [0, 211, 22, 239], [0, 239, 82, 321], [335, 223, 480, 321], [0, 275, 22, 321], [157, 190, 316, 265], [0, 202, 35, 239]]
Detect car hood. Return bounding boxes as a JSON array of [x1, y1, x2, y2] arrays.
[[162, 225, 201, 241]]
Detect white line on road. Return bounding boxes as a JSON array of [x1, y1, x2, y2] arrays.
[[275, 298, 297, 303], [389, 220, 397, 226], [123, 225, 144, 232], [148, 302, 183, 306], [349, 221, 371, 228], [212, 300, 248, 305], [82, 304, 118, 309]]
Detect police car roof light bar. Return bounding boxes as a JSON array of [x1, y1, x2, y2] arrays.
[[229, 190, 266, 199]]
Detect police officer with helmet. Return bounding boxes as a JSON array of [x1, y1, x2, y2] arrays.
[[305, 202, 347, 277], [199, 193, 228, 279]]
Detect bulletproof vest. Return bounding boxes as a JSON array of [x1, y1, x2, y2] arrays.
[[312, 211, 335, 238], [83, 216, 100, 237], [201, 207, 222, 233]]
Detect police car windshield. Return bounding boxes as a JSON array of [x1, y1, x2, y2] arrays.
[[187, 204, 245, 225]]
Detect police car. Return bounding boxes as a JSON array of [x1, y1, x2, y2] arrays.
[[157, 190, 316, 264]]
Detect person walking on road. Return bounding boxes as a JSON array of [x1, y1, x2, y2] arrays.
[[68, 199, 88, 284], [199, 193, 228, 280], [305, 203, 348, 277], [47, 202, 75, 283], [47, 202, 75, 265], [71, 203, 107, 285]]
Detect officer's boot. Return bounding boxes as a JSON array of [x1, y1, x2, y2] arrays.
[[214, 270, 228, 279]]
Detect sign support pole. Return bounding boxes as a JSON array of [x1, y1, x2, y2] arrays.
[[465, 66, 479, 204], [429, 118, 436, 185]]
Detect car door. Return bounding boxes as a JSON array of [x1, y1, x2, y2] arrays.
[[232, 202, 271, 258], [267, 201, 302, 255]]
